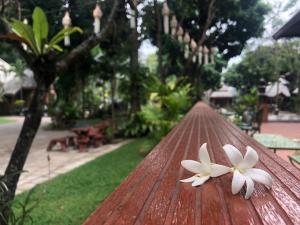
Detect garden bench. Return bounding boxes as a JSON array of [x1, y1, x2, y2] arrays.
[[254, 134, 300, 153], [83, 102, 300, 225]]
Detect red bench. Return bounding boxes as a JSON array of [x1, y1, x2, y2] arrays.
[[83, 102, 300, 225]]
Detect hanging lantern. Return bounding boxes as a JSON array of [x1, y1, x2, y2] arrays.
[[210, 47, 218, 64], [130, 0, 137, 29], [62, 11, 72, 46], [183, 32, 190, 59], [162, 2, 170, 34], [203, 46, 209, 64], [22, 19, 29, 50], [198, 46, 203, 65], [190, 39, 197, 62], [177, 26, 183, 42], [93, 3, 103, 35], [170, 15, 178, 36]]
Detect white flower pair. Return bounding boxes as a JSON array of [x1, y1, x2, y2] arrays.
[[180, 143, 273, 199]]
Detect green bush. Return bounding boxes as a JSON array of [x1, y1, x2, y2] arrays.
[[126, 75, 192, 140]]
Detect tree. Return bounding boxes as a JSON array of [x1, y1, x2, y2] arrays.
[[0, 2, 119, 223], [224, 41, 300, 89], [224, 41, 300, 112], [142, 0, 270, 97]]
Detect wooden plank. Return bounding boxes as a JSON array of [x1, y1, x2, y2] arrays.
[[83, 102, 300, 225]]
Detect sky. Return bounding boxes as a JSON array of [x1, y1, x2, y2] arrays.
[[139, 0, 300, 66]]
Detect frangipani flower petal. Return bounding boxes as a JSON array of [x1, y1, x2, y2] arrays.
[[191, 176, 210, 187], [244, 168, 273, 188], [223, 144, 243, 166], [210, 164, 231, 177], [232, 170, 246, 194], [245, 177, 254, 199], [180, 176, 198, 183], [199, 143, 211, 164], [181, 160, 205, 174], [239, 146, 259, 169]]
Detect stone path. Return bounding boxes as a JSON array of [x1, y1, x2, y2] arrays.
[[0, 117, 131, 194]]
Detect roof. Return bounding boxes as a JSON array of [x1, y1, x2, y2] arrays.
[[210, 84, 237, 98], [83, 102, 300, 225], [0, 59, 36, 95], [0, 58, 15, 84], [273, 10, 300, 39], [265, 82, 291, 98]]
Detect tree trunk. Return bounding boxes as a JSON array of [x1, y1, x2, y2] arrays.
[[111, 66, 116, 138], [129, 8, 140, 114], [1, 72, 49, 224], [154, 0, 164, 83]]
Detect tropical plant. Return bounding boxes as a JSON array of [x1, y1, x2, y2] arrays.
[[3, 7, 82, 56], [0, 2, 120, 223], [234, 87, 259, 117], [126, 75, 192, 140]]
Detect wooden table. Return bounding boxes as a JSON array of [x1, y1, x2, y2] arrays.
[[83, 102, 300, 225], [254, 134, 300, 153]]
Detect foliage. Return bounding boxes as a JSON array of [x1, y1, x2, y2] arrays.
[[126, 75, 192, 140], [142, 0, 270, 60], [141, 0, 269, 97], [233, 87, 259, 117], [1, 190, 39, 225], [49, 101, 81, 128], [14, 138, 155, 225], [4, 7, 82, 56], [224, 41, 300, 89]]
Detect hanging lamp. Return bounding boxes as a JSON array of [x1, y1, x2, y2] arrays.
[[210, 47, 218, 64], [170, 15, 178, 36], [130, 0, 137, 29], [190, 39, 197, 62], [203, 46, 209, 64], [93, 2, 103, 35], [162, 2, 170, 34], [198, 46, 203, 65], [62, 11, 72, 46], [177, 26, 183, 42], [183, 32, 190, 59]]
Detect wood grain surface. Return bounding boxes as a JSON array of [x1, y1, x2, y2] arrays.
[[83, 102, 300, 225]]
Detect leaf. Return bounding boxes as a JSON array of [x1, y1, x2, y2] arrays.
[[32, 6, 49, 54], [11, 19, 39, 55], [48, 27, 83, 49], [51, 44, 63, 52], [0, 33, 31, 47]]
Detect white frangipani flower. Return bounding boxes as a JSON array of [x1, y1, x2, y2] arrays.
[[180, 143, 231, 187], [223, 144, 273, 199]]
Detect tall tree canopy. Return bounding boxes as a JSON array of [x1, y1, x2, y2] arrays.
[[224, 41, 300, 90], [142, 0, 270, 93]]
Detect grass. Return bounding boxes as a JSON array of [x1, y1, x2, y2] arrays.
[[0, 117, 14, 125], [13, 138, 157, 225]]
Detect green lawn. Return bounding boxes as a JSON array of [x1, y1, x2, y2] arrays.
[[0, 118, 14, 125], [13, 138, 157, 225]]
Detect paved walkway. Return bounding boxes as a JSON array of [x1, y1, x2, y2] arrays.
[[268, 111, 300, 122], [0, 117, 131, 194]]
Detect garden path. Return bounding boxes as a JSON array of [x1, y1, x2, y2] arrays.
[[0, 117, 131, 194]]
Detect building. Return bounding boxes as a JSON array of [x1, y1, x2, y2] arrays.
[[0, 59, 36, 115]]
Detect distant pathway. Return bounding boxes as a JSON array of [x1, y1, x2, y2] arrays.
[[0, 117, 131, 194]]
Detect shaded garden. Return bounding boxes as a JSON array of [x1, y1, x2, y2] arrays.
[[0, 0, 299, 224]]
